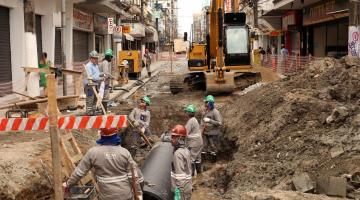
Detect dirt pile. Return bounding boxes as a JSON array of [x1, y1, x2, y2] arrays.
[[220, 56, 360, 199]]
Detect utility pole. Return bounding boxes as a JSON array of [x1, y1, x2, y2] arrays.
[[349, 0, 360, 56], [61, 0, 67, 96], [170, 0, 174, 72], [253, 0, 258, 28]]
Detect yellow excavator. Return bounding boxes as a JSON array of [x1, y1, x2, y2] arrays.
[[170, 0, 261, 94]]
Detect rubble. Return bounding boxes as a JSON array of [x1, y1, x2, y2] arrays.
[[219, 57, 360, 199], [292, 173, 314, 193]]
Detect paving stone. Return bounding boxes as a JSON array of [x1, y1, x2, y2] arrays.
[[292, 173, 314, 193], [327, 177, 347, 197]]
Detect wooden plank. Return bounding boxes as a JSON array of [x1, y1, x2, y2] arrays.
[[70, 154, 83, 163], [0, 95, 79, 110], [22, 67, 82, 76], [47, 74, 63, 200]]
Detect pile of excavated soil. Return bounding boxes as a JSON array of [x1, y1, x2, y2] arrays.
[[218, 56, 360, 199]]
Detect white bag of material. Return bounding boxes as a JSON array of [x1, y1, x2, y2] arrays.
[[98, 81, 105, 98]]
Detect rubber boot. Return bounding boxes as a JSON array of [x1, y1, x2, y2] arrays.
[[210, 152, 217, 163], [191, 163, 196, 176], [195, 163, 202, 174]]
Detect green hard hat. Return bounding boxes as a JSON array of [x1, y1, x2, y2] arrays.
[[204, 95, 215, 103], [105, 49, 113, 56], [141, 96, 151, 105], [89, 50, 99, 58], [185, 104, 196, 113]]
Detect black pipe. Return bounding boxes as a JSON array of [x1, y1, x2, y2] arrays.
[[141, 142, 174, 200]]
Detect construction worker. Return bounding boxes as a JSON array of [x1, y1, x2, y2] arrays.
[[63, 128, 143, 200], [99, 49, 113, 101], [201, 95, 222, 162], [83, 50, 101, 115], [129, 96, 151, 147], [170, 125, 192, 200], [184, 104, 203, 176]]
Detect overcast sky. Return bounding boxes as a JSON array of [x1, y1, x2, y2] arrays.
[[177, 0, 206, 37]]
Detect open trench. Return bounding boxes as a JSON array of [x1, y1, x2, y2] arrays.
[[0, 57, 249, 199]]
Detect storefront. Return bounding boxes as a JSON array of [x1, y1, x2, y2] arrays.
[[282, 10, 302, 55], [145, 26, 158, 53], [94, 14, 108, 54], [303, 0, 349, 58], [122, 23, 145, 51], [73, 8, 93, 63], [0, 6, 12, 96]]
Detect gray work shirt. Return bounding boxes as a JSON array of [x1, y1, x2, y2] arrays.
[[171, 147, 192, 195], [185, 117, 203, 148], [129, 107, 151, 129], [67, 145, 143, 200], [201, 108, 222, 135]]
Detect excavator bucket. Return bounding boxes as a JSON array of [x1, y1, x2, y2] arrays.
[[205, 72, 235, 94]]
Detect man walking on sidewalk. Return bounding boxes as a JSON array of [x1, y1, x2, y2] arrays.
[[144, 49, 152, 77], [83, 50, 101, 115]]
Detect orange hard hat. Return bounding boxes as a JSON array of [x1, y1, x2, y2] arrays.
[[99, 128, 118, 137], [171, 125, 187, 137]]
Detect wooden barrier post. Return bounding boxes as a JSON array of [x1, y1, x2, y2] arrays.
[[47, 74, 63, 200]]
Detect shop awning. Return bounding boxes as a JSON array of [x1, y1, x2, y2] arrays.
[[124, 33, 134, 41], [145, 26, 158, 42]]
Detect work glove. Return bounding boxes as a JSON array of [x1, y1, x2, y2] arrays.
[[137, 195, 143, 200], [62, 182, 69, 194], [203, 117, 211, 123], [133, 121, 140, 127], [140, 127, 145, 134], [87, 76, 93, 80]]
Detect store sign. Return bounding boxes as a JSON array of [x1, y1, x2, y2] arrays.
[[348, 26, 360, 57], [122, 23, 145, 37], [122, 26, 131, 33], [73, 8, 93, 32], [108, 18, 114, 35], [303, 0, 349, 26], [94, 14, 108, 35]]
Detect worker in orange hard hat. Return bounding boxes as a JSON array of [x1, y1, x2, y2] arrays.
[[63, 128, 143, 200], [170, 125, 192, 200]]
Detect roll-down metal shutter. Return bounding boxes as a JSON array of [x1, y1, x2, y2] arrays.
[[54, 28, 62, 65], [0, 6, 12, 97], [73, 30, 89, 62]]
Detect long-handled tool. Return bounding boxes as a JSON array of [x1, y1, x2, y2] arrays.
[[130, 162, 140, 200], [83, 64, 107, 115], [128, 120, 153, 148]]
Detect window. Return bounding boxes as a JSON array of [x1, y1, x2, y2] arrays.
[[226, 26, 248, 54], [95, 35, 104, 54]]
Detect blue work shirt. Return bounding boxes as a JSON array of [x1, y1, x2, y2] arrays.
[[83, 61, 101, 85]]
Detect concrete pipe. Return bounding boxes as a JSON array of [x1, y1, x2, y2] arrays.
[[141, 142, 174, 200]]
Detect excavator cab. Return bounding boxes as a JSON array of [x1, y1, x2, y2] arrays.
[[223, 13, 250, 66]]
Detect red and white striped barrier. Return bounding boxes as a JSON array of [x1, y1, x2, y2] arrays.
[[0, 115, 127, 132]]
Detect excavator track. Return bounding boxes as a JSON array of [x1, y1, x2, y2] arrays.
[[170, 75, 185, 94]]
